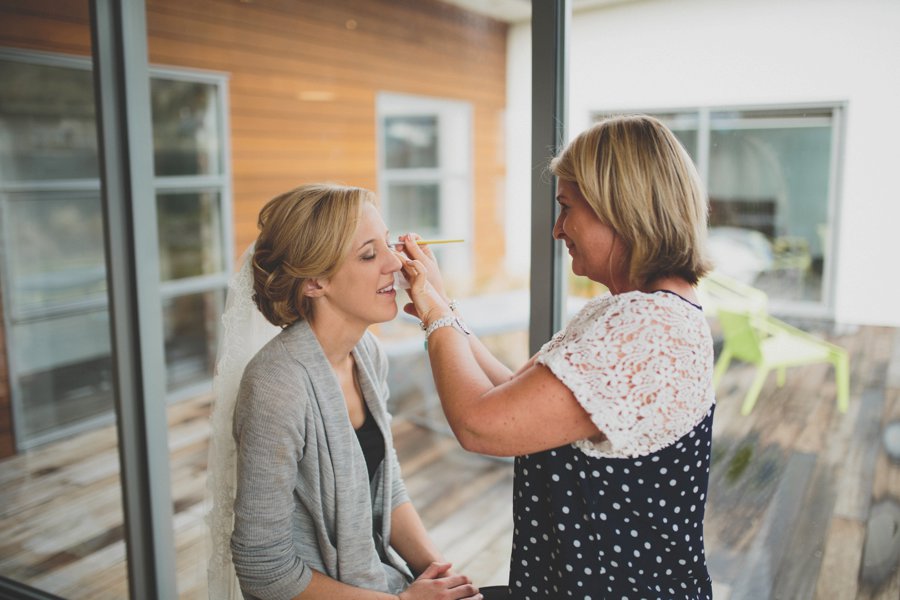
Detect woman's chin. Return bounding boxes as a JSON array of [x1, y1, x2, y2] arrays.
[[380, 305, 400, 323]]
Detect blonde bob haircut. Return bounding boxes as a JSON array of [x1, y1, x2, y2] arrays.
[[251, 183, 375, 327], [550, 114, 712, 287]]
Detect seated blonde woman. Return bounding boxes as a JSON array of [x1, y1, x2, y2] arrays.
[[208, 183, 483, 600]]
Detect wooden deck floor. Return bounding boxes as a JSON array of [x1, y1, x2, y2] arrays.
[[1, 324, 899, 599]]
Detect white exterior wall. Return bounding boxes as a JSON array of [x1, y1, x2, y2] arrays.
[[505, 0, 900, 326]]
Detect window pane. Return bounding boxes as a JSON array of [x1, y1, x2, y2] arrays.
[[157, 190, 225, 281], [384, 115, 439, 169], [163, 290, 223, 392], [3, 191, 107, 316], [0, 59, 99, 181], [151, 78, 221, 176], [654, 112, 700, 161], [12, 310, 113, 440], [385, 182, 440, 237], [708, 116, 832, 302]]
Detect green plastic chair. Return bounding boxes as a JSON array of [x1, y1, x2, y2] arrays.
[[711, 308, 850, 415]]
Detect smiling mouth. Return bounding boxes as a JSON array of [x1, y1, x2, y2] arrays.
[[377, 284, 395, 294]]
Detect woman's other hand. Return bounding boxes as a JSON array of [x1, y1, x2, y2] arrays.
[[395, 233, 449, 299], [400, 257, 451, 326], [398, 562, 483, 600], [395, 232, 457, 326]]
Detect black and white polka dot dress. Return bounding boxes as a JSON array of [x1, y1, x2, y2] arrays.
[[508, 291, 715, 600]]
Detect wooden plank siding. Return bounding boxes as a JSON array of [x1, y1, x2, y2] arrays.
[[139, 0, 509, 267], [0, 0, 508, 456]]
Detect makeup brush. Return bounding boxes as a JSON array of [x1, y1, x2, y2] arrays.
[[389, 238, 465, 247]]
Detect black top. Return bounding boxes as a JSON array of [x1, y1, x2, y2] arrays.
[[355, 404, 385, 482]]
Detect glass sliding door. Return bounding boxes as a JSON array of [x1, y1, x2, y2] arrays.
[[0, 48, 229, 598], [647, 107, 841, 315], [0, 44, 130, 599]]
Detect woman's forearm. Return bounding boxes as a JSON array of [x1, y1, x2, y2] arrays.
[[425, 326, 497, 451], [466, 333, 514, 385], [389, 501, 444, 575], [296, 570, 398, 600]]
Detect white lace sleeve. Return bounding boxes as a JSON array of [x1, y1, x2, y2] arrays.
[[206, 245, 281, 599], [536, 292, 714, 459]]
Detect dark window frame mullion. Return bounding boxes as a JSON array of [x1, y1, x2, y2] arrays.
[[89, 1, 177, 598], [530, 0, 570, 354]]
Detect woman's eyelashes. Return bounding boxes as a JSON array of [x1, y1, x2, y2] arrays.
[[361, 238, 394, 261]]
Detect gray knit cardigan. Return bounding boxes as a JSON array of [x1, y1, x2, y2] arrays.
[[231, 320, 413, 600]]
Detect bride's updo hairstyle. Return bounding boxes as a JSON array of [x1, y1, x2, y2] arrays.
[[251, 183, 374, 327]]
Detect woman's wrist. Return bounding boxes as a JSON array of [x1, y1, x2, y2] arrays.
[[420, 310, 454, 331]]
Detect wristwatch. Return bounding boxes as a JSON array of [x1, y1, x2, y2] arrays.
[[425, 314, 471, 339]]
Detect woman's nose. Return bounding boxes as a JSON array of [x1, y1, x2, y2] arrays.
[[552, 214, 564, 239], [387, 248, 404, 272]]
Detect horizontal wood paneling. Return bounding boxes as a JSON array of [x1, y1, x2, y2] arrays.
[[0, 0, 507, 272], [144, 0, 508, 273]]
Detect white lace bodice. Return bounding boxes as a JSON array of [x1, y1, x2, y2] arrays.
[[537, 290, 715, 459]]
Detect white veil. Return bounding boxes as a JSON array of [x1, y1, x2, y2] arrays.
[[206, 245, 281, 599]]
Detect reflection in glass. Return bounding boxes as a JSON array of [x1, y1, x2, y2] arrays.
[[157, 190, 225, 281], [709, 116, 832, 303], [384, 115, 439, 169], [0, 59, 99, 181], [2, 190, 112, 446], [163, 290, 223, 392], [645, 108, 835, 306], [0, 43, 128, 600], [151, 79, 221, 176], [14, 310, 113, 440], [4, 191, 107, 315]]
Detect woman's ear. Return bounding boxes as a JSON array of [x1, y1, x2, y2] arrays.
[[302, 278, 326, 298]]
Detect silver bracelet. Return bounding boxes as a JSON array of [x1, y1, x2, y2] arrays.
[[420, 300, 459, 331], [425, 315, 471, 340]]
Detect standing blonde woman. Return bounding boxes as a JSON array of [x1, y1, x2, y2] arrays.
[[207, 183, 482, 600], [399, 115, 716, 599]]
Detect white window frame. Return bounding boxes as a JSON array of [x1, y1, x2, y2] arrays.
[[376, 92, 473, 277]]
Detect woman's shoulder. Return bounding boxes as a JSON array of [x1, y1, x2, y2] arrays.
[[588, 290, 707, 330], [242, 329, 294, 377], [235, 335, 314, 429], [554, 290, 711, 356], [238, 328, 315, 405]]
